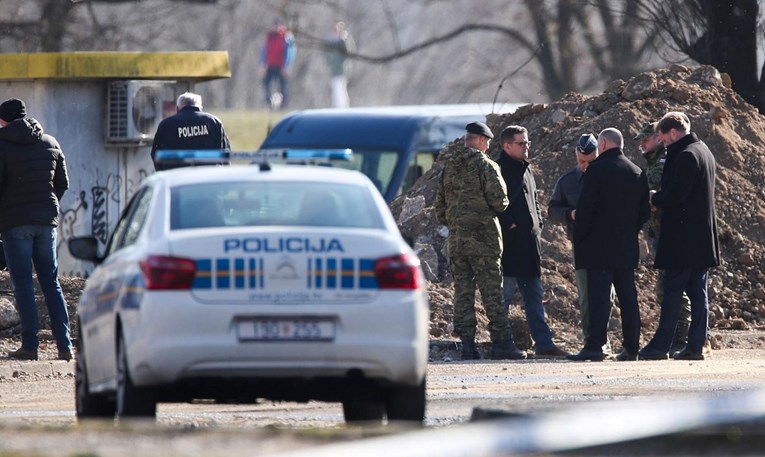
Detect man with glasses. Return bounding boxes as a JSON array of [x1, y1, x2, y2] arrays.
[[568, 128, 649, 362], [639, 112, 719, 361], [496, 125, 569, 358], [635, 121, 691, 355], [548, 133, 610, 352], [435, 122, 526, 361]]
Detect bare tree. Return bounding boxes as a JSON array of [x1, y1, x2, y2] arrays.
[[0, 0, 674, 109], [638, 0, 764, 112], [295, 0, 662, 101]]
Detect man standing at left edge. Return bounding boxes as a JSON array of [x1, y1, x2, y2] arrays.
[[436, 122, 526, 361], [0, 98, 73, 361]]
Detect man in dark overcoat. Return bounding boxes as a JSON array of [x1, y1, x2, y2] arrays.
[[639, 112, 719, 361], [496, 125, 568, 357], [568, 128, 650, 361]]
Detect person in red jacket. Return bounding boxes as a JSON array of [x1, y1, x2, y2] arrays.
[[259, 18, 296, 109]]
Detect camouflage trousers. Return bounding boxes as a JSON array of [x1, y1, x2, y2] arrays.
[[450, 255, 511, 342]]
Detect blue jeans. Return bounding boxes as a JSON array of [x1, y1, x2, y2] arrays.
[[263, 67, 289, 108], [503, 276, 554, 350], [2, 225, 72, 352]]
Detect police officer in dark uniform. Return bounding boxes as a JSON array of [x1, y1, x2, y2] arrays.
[[150, 92, 231, 171]]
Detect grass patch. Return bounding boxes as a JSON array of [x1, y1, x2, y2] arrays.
[[210, 109, 286, 151]]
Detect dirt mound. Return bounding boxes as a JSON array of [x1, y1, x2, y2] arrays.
[[393, 64, 765, 350]]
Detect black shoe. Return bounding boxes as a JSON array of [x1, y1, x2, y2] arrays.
[[672, 348, 704, 360], [615, 350, 637, 361], [490, 340, 527, 360], [7, 347, 38, 361], [566, 348, 605, 361], [534, 345, 571, 358], [670, 341, 687, 356], [638, 348, 669, 360], [460, 340, 480, 360], [58, 350, 73, 361]]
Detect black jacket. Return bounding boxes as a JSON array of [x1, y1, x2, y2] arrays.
[[652, 133, 720, 269], [0, 118, 68, 232], [573, 148, 649, 270], [150, 106, 231, 170], [547, 165, 584, 242], [496, 152, 542, 277]]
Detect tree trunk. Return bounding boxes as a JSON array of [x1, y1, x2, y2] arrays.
[[690, 0, 761, 112]]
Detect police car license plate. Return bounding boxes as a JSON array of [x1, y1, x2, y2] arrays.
[[237, 319, 335, 341]]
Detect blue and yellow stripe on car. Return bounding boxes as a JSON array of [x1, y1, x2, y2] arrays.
[[308, 257, 377, 290], [192, 257, 378, 290]]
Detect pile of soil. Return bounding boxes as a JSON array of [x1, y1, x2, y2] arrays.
[[392, 65, 765, 352]]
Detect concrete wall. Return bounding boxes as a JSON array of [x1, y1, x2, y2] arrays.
[[0, 80, 174, 276]]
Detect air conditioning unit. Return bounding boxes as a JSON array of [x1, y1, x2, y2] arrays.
[[106, 80, 176, 144]]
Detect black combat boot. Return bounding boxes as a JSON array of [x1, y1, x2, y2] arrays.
[[490, 339, 527, 360], [460, 339, 480, 360]]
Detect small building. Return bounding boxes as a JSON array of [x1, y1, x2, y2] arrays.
[[0, 51, 231, 275]]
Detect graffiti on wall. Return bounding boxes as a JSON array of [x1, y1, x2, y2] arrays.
[[56, 167, 152, 276]]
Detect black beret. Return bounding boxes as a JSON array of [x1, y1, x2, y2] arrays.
[[465, 121, 494, 139], [0, 98, 26, 122]]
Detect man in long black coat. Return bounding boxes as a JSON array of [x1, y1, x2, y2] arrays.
[[639, 112, 719, 361], [496, 125, 568, 357], [568, 128, 650, 361]]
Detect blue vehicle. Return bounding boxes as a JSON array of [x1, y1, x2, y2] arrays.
[[256, 104, 521, 202]]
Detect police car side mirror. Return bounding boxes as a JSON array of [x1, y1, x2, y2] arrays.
[[68, 236, 104, 264]]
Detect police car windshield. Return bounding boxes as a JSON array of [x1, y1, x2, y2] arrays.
[[170, 181, 384, 230]]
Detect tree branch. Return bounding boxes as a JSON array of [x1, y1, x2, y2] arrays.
[[296, 22, 537, 63]]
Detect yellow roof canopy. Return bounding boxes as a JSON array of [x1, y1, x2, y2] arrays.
[[0, 51, 231, 81]]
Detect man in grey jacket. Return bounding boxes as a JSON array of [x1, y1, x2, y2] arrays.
[[0, 98, 72, 361], [548, 134, 602, 348]]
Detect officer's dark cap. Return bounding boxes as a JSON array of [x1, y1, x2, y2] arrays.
[[575, 133, 597, 155], [465, 121, 494, 139]]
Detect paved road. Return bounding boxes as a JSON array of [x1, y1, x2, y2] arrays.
[[1, 349, 765, 456]]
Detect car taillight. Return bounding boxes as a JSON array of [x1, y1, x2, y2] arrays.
[[140, 256, 196, 290], [374, 253, 424, 290]]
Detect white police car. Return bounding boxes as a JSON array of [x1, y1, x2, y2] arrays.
[[69, 164, 429, 423]]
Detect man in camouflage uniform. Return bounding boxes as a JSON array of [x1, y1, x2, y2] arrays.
[[435, 121, 526, 360], [635, 121, 691, 353]]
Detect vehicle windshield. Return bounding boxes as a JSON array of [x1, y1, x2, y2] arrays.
[[170, 181, 385, 230], [248, 148, 400, 196]]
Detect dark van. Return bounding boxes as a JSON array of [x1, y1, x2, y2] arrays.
[[255, 104, 521, 202]]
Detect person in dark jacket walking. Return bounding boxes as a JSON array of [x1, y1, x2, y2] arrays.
[[639, 112, 719, 361], [0, 98, 72, 361], [496, 125, 569, 357], [568, 128, 650, 362], [150, 92, 231, 171]]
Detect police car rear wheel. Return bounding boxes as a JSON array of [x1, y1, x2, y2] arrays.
[[116, 332, 157, 418], [76, 337, 116, 419], [342, 399, 385, 424], [385, 379, 426, 423]]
